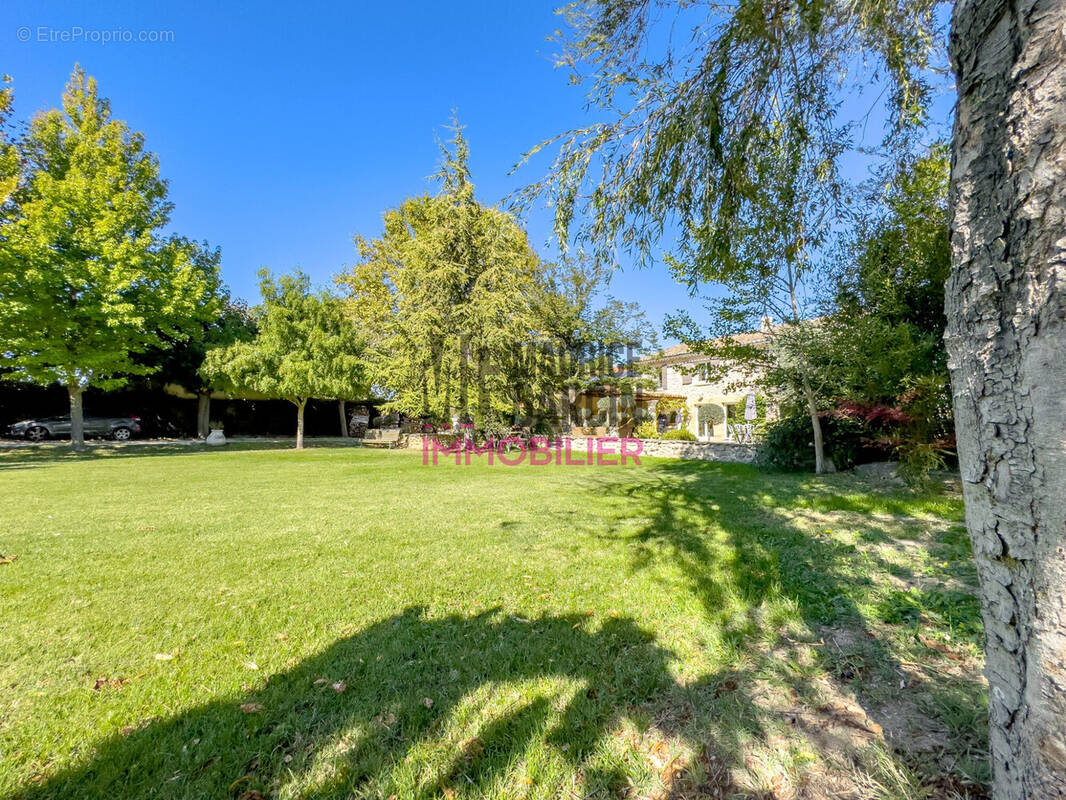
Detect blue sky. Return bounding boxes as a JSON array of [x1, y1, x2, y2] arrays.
[[6, 1, 953, 343]]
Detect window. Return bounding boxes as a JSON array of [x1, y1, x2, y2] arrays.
[[681, 370, 692, 385]]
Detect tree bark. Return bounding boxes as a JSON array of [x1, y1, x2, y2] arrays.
[[196, 392, 211, 439], [947, 0, 1066, 796], [338, 400, 348, 437], [68, 386, 85, 449], [295, 399, 307, 450]]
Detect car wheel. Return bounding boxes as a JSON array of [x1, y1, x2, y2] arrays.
[[26, 426, 48, 442], [112, 426, 132, 441]]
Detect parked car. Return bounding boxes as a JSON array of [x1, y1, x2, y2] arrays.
[[6, 415, 142, 442]]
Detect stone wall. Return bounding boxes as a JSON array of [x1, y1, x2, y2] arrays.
[[401, 433, 757, 464], [628, 437, 757, 463]]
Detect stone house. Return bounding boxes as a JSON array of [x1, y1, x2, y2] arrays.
[[635, 330, 773, 441]]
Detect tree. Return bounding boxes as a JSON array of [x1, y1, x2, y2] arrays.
[[0, 67, 220, 447], [148, 292, 256, 438], [528, 1, 1064, 794], [817, 147, 954, 481], [538, 258, 657, 428], [830, 145, 951, 401], [202, 270, 366, 449], [944, 2, 1066, 795], [337, 123, 546, 427], [0, 74, 18, 208]]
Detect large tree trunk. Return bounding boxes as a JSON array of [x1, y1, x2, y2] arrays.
[[295, 399, 307, 450], [947, 1, 1066, 796], [196, 392, 211, 439], [68, 386, 85, 449]]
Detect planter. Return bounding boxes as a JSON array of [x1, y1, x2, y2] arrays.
[[205, 429, 226, 446], [573, 426, 607, 437]]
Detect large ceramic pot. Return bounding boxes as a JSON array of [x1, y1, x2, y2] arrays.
[[205, 429, 226, 446]]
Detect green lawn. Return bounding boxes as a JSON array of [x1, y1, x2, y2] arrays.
[[0, 444, 987, 799]]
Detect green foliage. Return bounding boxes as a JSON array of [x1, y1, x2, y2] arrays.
[[661, 429, 697, 441], [202, 270, 366, 447], [698, 405, 724, 426], [897, 440, 948, 491], [522, 0, 942, 276], [758, 413, 866, 472], [828, 147, 952, 403], [811, 149, 954, 486], [478, 414, 512, 442], [0, 74, 17, 208], [524, 0, 944, 475], [634, 420, 658, 439], [337, 122, 545, 423], [654, 397, 687, 422], [0, 68, 222, 425], [151, 297, 257, 394], [838, 147, 951, 342], [539, 258, 658, 412]]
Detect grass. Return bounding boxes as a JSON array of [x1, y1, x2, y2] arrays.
[[0, 444, 988, 799]]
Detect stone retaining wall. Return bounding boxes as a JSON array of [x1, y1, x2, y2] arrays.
[[624, 437, 757, 463], [401, 433, 756, 464]]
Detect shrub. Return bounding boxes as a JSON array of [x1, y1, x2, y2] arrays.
[[897, 439, 951, 490], [479, 415, 511, 442], [634, 420, 659, 439], [758, 414, 812, 471], [662, 429, 697, 441], [697, 404, 725, 426], [758, 413, 866, 472]]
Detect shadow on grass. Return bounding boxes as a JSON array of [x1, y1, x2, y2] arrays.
[[12, 458, 987, 799], [582, 459, 989, 797], [13, 607, 769, 799]]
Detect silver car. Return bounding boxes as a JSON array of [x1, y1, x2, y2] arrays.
[[7, 415, 143, 442]]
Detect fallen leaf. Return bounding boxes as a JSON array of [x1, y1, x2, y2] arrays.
[[155, 653, 174, 661], [239, 703, 265, 714], [313, 678, 328, 686], [92, 677, 130, 691], [332, 681, 347, 693], [243, 661, 259, 671], [714, 678, 738, 697], [0, 553, 19, 565], [422, 697, 434, 708], [276, 633, 288, 640]]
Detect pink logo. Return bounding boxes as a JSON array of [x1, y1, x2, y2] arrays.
[[422, 436, 643, 466]]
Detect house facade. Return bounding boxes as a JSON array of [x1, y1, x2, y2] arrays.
[[636, 334, 773, 441]]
